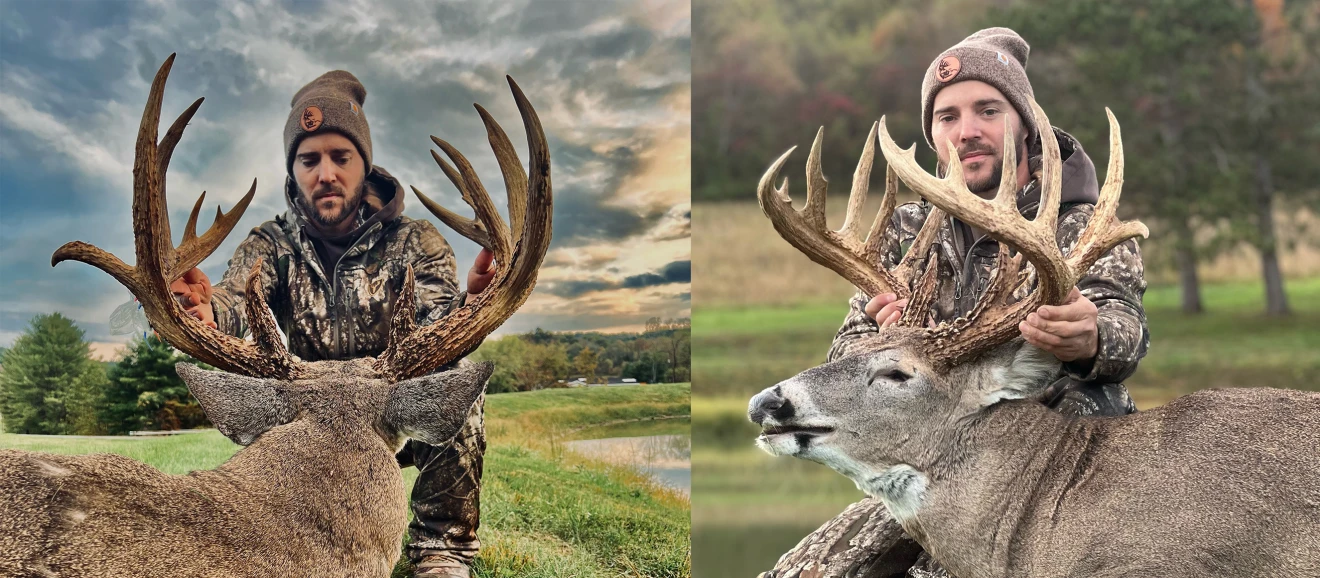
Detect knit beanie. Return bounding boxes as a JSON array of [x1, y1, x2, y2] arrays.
[[920, 27, 1035, 151], [283, 70, 372, 176]]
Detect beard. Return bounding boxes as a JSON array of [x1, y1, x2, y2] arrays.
[[938, 138, 1028, 196], [297, 181, 365, 230]]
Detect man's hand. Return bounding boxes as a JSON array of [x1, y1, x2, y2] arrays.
[[467, 248, 497, 296], [865, 293, 908, 328], [1018, 286, 1098, 363], [170, 267, 216, 329]]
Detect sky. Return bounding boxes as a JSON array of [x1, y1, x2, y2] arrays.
[[0, 0, 691, 359]]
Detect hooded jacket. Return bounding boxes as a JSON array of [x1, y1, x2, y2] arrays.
[[210, 166, 463, 362], [828, 128, 1149, 384]]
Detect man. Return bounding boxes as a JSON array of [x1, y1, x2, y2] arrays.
[[170, 71, 494, 578], [825, 28, 1149, 576]]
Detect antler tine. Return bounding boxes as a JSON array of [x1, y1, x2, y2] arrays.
[[504, 75, 552, 286], [842, 122, 879, 244], [52, 54, 303, 380], [168, 181, 256, 282], [475, 103, 528, 237], [804, 128, 829, 229], [430, 135, 514, 262], [411, 185, 494, 252], [376, 75, 554, 381], [1065, 108, 1149, 272]]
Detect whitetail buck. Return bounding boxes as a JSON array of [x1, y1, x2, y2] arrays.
[[0, 54, 552, 578], [748, 100, 1320, 578]]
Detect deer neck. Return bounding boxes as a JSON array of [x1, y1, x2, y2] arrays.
[[881, 400, 1097, 578], [205, 423, 409, 561]]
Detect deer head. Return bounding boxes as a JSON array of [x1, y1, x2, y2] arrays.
[[748, 100, 1146, 498], [51, 54, 552, 447]]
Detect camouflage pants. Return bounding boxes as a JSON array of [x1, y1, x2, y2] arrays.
[[907, 377, 1136, 578], [395, 393, 486, 566]]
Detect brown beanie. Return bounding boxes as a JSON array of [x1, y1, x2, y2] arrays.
[[920, 27, 1035, 151], [283, 70, 372, 175]]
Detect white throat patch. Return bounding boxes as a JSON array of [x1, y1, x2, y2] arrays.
[[864, 464, 929, 525]]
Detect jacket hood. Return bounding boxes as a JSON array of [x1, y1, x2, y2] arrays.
[[285, 164, 405, 240], [1019, 127, 1099, 210]]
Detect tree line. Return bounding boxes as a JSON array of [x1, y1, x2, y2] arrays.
[[0, 313, 692, 435], [471, 317, 692, 394], [694, 0, 1319, 315]]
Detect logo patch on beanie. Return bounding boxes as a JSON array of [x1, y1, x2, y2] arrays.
[[997, 52, 1011, 66], [936, 56, 961, 82], [301, 106, 323, 131], [349, 101, 360, 116]]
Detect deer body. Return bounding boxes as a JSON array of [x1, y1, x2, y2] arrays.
[[894, 388, 1320, 578], [0, 359, 492, 578]]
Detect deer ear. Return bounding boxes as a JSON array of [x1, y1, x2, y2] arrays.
[[382, 360, 492, 446], [175, 363, 296, 446], [978, 342, 1062, 407]]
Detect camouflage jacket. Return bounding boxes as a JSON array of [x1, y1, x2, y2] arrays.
[[828, 128, 1149, 384], [210, 166, 464, 362]]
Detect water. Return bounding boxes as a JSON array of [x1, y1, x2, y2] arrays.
[[563, 432, 692, 495]]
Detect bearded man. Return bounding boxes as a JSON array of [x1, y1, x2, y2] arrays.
[[773, 27, 1150, 578], [170, 71, 493, 578]]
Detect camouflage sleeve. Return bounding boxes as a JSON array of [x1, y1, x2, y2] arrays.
[[407, 221, 462, 328], [209, 227, 281, 339], [1056, 206, 1150, 383], [826, 203, 927, 362]]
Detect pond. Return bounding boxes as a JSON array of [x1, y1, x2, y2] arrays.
[[562, 418, 691, 495]]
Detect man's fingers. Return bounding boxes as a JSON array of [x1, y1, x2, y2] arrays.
[[1019, 321, 1064, 348], [864, 293, 898, 318], [1025, 312, 1088, 337], [474, 248, 495, 273], [880, 309, 901, 328]]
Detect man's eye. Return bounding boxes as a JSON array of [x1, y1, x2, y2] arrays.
[[982, 108, 999, 117]]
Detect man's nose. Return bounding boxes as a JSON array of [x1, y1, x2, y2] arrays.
[[316, 160, 337, 183], [748, 386, 793, 425]]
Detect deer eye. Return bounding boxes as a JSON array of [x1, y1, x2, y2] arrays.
[[884, 369, 912, 383], [868, 367, 912, 387]]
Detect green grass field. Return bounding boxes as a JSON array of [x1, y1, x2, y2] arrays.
[[1, 383, 692, 578], [692, 278, 1320, 577]]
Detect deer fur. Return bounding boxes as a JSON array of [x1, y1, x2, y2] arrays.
[[0, 358, 491, 578], [749, 328, 1320, 578]]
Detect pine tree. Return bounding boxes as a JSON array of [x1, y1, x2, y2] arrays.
[[0, 313, 102, 434], [100, 336, 211, 434]]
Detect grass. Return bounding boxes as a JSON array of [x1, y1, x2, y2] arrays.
[[1, 383, 692, 578]]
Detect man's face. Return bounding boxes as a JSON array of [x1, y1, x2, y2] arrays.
[[930, 80, 1028, 196], [293, 132, 366, 231]]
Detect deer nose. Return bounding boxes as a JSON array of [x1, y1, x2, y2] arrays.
[[748, 386, 793, 425]]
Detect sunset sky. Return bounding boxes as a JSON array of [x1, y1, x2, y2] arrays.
[[0, 0, 691, 359]]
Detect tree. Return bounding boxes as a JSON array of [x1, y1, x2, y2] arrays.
[[0, 313, 104, 434], [100, 336, 211, 434], [472, 335, 527, 393], [574, 346, 600, 384]]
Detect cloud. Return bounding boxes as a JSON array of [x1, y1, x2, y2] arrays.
[[0, 0, 689, 344], [540, 259, 689, 299]]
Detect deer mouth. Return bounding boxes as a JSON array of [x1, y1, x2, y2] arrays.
[[760, 425, 835, 438]]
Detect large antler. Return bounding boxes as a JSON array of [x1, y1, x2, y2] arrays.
[[757, 122, 946, 327], [375, 77, 552, 381], [876, 98, 1148, 369], [52, 54, 304, 379]]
